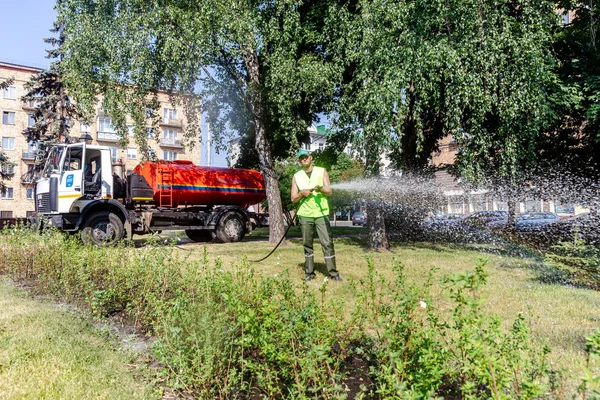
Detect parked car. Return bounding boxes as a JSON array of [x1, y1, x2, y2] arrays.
[[487, 211, 560, 232], [352, 211, 367, 226], [514, 212, 560, 232], [460, 210, 509, 229], [422, 213, 463, 228], [545, 212, 600, 244]]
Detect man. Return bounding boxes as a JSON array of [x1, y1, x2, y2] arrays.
[[291, 150, 342, 281]]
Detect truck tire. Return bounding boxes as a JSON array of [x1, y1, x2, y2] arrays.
[[82, 212, 124, 246], [215, 211, 246, 243], [185, 229, 213, 242]]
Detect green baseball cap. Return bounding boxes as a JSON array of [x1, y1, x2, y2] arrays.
[[297, 150, 310, 158]]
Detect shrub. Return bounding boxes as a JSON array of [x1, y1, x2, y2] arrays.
[[0, 226, 570, 398], [545, 236, 600, 289]]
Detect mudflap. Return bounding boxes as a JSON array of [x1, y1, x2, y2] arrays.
[[124, 219, 133, 240]]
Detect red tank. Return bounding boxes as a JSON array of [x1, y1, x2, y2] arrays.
[[133, 160, 266, 208]]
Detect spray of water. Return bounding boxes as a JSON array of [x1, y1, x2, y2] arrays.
[[329, 170, 599, 246]]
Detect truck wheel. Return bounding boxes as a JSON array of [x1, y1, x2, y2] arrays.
[[215, 211, 246, 243], [185, 229, 213, 242], [82, 212, 124, 246]]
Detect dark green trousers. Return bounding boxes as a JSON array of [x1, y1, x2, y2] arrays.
[[298, 215, 338, 277]]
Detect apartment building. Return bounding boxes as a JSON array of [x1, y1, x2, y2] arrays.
[[0, 60, 200, 218]]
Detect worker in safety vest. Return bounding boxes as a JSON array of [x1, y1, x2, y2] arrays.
[[291, 150, 342, 282]]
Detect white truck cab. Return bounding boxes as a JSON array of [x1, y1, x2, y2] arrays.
[[33, 143, 129, 245]]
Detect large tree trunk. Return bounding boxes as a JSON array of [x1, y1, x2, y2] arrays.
[[367, 202, 390, 251], [244, 51, 286, 244], [364, 130, 390, 251]]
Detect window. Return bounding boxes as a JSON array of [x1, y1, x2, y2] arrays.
[[2, 111, 15, 125], [163, 108, 177, 122], [562, 11, 570, 25], [26, 211, 34, 218], [109, 146, 118, 161], [555, 203, 574, 214], [27, 141, 39, 153], [448, 201, 464, 214], [98, 115, 115, 133], [1, 188, 14, 199], [1, 164, 14, 175], [145, 107, 154, 117], [2, 137, 15, 150], [80, 121, 91, 132], [0, 211, 13, 218], [3, 86, 16, 99], [164, 150, 177, 161], [127, 126, 135, 137], [28, 114, 35, 128], [163, 129, 177, 140], [146, 128, 155, 138], [127, 148, 137, 159], [26, 188, 34, 200], [524, 199, 541, 212], [318, 142, 324, 151]]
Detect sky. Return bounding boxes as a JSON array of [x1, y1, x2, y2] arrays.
[[0, 1, 227, 167]]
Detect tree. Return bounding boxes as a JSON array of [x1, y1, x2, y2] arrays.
[[56, 0, 340, 244], [22, 21, 82, 163], [544, 1, 600, 179], [0, 78, 16, 193], [328, 0, 559, 250]]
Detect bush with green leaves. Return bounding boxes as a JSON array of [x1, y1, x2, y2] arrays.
[[0, 226, 578, 398], [545, 236, 600, 290]]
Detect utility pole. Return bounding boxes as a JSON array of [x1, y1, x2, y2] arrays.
[[206, 122, 211, 166]]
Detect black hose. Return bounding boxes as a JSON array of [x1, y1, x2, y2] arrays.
[[250, 194, 311, 263], [249, 218, 296, 262]]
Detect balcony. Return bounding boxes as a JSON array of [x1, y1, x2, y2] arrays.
[[159, 137, 184, 149], [22, 100, 40, 111], [21, 172, 35, 185], [160, 118, 183, 127], [97, 131, 119, 142], [21, 151, 37, 161]]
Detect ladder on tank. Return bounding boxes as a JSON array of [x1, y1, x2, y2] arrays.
[[158, 166, 173, 207]]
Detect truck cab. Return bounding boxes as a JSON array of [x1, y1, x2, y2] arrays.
[[33, 142, 129, 245]]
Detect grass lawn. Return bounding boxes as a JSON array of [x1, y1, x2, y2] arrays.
[[163, 227, 600, 381], [0, 278, 157, 400]]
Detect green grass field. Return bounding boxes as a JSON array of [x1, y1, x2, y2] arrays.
[[0, 278, 157, 400]]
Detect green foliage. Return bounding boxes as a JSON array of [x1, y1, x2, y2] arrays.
[[330, 0, 558, 181], [20, 21, 84, 169], [544, 0, 600, 180], [580, 329, 600, 398], [545, 236, 600, 289], [0, 227, 570, 398]]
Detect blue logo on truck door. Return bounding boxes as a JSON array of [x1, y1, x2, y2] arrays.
[[66, 174, 74, 187]]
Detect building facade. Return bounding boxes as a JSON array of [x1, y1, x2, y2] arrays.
[[0, 61, 200, 218], [430, 135, 586, 217]]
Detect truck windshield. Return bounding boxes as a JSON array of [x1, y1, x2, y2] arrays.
[[43, 147, 64, 176]]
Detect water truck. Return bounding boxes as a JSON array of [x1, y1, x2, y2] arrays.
[[30, 142, 267, 245]]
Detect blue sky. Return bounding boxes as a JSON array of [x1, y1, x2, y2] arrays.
[[0, 1, 226, 166], [0, 1, 56, 69]]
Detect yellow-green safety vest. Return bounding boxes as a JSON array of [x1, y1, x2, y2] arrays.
[[294, 166, 330, 218]]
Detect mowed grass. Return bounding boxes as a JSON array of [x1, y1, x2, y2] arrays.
[[167, 228, 600, 378], [0, 278, 156, 400]]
